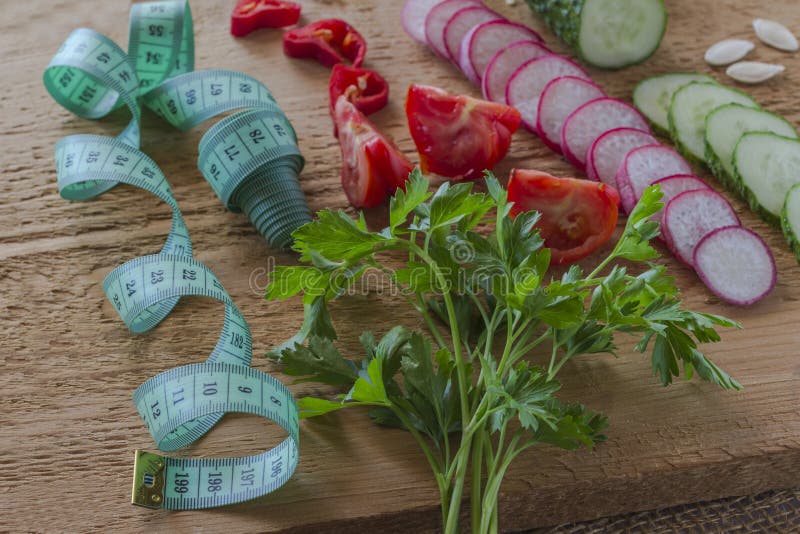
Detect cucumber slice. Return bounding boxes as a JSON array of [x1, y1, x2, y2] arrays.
[[734, 132, 800, 226], [633, 73, 715, 134], [705, 104, 798, 192], [525, 0, 667, 69], [668, 82, 759, 164], [782, 183, 800, 263]]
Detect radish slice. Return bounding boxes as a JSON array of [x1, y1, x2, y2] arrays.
[[402, 0, 447, 44], [536, 76, 605, 154], [481, 40, 551, 103], [651, 174, 710, 227], [694, 226, 776, 306], [425, 0, 481, 59], [506, 54, 591, 132], [662, 189, 740, 267], [615, 144, 693, 213], [457, 24, 484, 84], [586, 128, 656, 185], [460, 20, 543, 85], [443, 6, 501, 62], [560, 98, 651, 173]]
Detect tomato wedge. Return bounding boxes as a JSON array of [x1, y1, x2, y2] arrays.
[[507, 169, 620, 265], [405, 84, 521, 181], [333, 96, 414, 208]]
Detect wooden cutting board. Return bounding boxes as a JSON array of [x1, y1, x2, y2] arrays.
[[2, 0, 799, 531]]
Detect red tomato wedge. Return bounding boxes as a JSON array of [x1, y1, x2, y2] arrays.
[[507, 169, 620, 265], [405, 84, 521, 181], [333, 96, 414, 208]]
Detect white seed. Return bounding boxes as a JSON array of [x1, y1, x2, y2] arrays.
[[753, 19, 799, 52], [726, 61, 785, 84], [705, 39, 755, 66]]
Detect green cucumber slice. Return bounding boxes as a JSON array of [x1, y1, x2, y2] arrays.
[[668, 82, 759, 164], [633, 73, 715, 134], [782, 183, 800, 263], [734, 132, 800, 227], [705, 104, 798, 193], [525, 0, 667, 69]]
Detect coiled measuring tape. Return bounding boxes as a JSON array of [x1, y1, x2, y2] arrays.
[[43, 1, 300, 510]]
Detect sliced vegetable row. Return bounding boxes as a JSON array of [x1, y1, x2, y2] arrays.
[[636, 73, 800, 265], [401, 0, 776, 305]]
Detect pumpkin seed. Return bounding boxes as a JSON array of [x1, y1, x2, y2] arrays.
[[726, 61, 785, 84], [753, 19, 799, 52], [705, 39, 755, 66]]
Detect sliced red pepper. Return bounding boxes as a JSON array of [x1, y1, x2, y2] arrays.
[[230, 0, 301, 37], [507, 169, 620, 265], [334, 96, 413, 208], [329, 64, 389, 137], [405, 84, 521, 181], [283, 19, 367, 68], [329, 64, 389, 117]]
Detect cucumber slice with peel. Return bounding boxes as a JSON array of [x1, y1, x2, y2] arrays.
[[633, 73, 715, 134], [782, 183, 800, 263], [705, 104, 798, 193], [668, 82, 759, 164], [734, 132, 800, 227], [525, 0, 667, 69]]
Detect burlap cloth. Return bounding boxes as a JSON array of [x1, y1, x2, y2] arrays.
[[528, 488, 800, 533]]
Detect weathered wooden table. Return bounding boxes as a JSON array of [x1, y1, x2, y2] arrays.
[[2, 0, 799, 531]]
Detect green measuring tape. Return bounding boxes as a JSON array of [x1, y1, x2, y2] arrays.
[[43, 1, 302, 510]]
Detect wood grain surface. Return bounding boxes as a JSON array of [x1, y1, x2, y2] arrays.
[[2, 0, 799, 532]]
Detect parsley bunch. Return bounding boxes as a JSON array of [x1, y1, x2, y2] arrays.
[[266, 171, 740, 533]]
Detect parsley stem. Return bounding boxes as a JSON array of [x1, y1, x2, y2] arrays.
[[445, 433, 472, 534], [547, 337, 559, 378], [471, 432, 485, 533]]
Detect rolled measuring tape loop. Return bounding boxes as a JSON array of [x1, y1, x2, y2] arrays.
[[43, 0, 301, 510], [142, 73, 311, 248], [106, 254, 299, 509]]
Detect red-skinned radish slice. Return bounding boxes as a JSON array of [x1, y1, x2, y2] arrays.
[[615, 144, 692, 213], [443, 6, 501, 62], [536, 76, 605, 154], [694, 226, 776, 306], [506, 54, 591, 132], [662, 189, 740, 267], [425, 0, 481, 58], [481, 40, 551, 103], [586, 128, 656, 185], [560, 98, 650, 172], [651, 174, 710, 228], [402, 0, 447, 44], [649, 174, 710, 244], [458, 25, 484, 84], [459, 20, 543, 85]]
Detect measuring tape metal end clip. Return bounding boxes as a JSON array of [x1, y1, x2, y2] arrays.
[[132, 450, 167, 509]]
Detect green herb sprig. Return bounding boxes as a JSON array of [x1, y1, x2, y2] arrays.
[[266, 170, 740, 533]]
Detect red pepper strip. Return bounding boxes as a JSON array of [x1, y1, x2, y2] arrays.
[[283, 19, 367, 68], [230, 0, 301, 37], [329, 64, 389, 136]]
